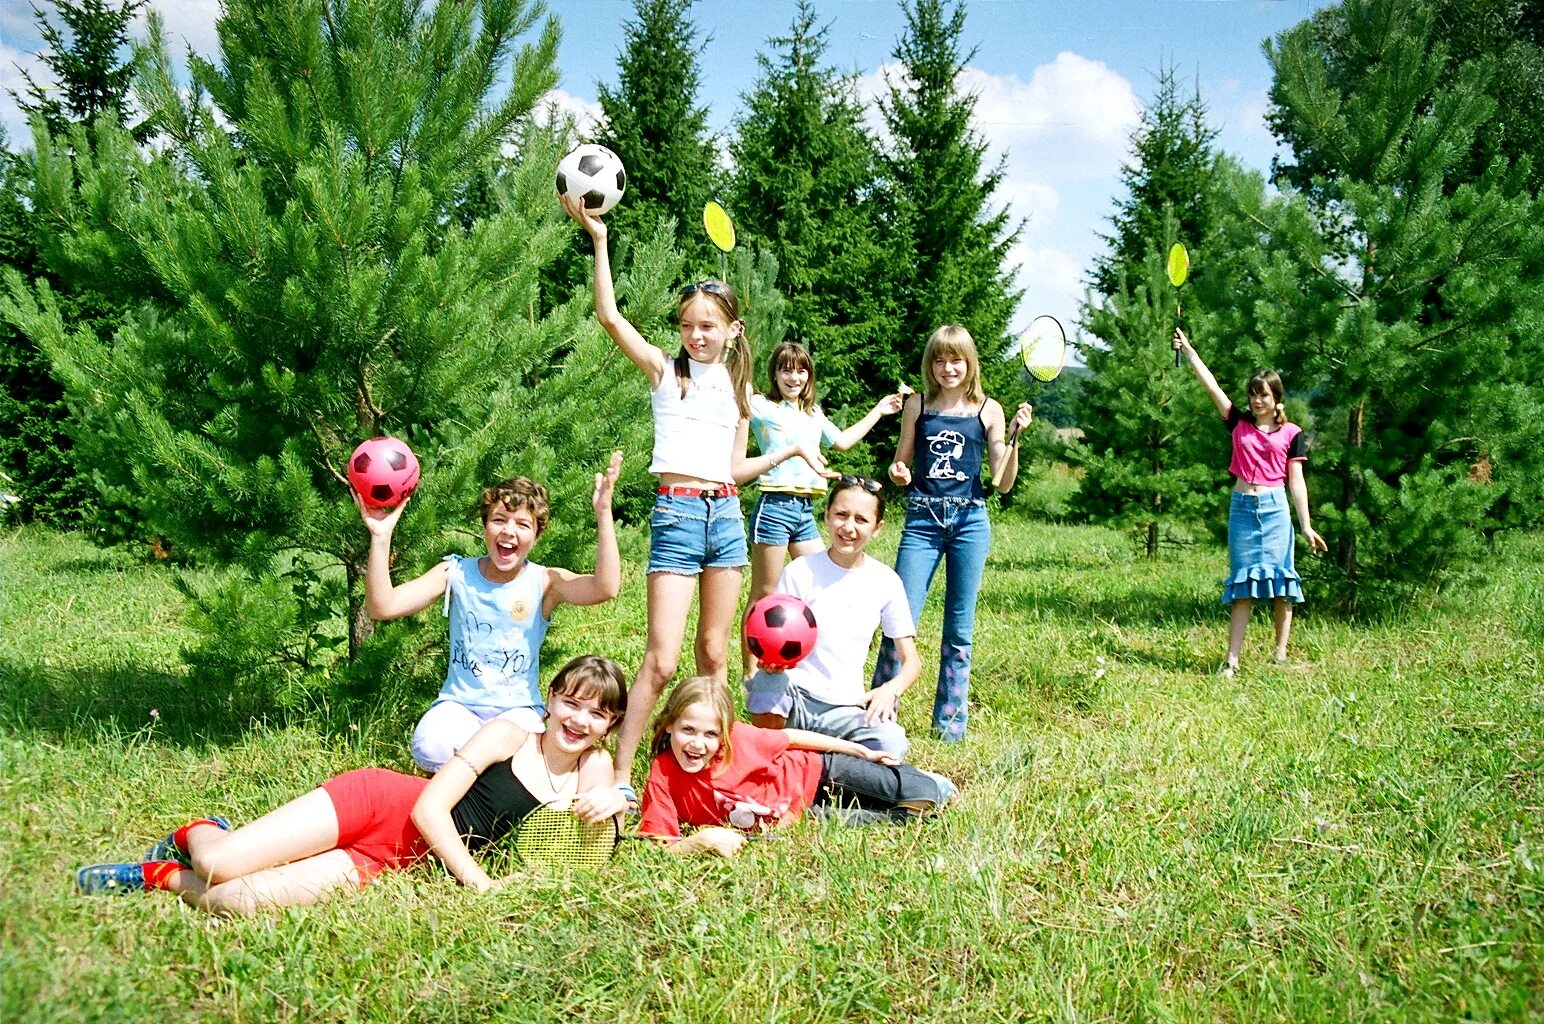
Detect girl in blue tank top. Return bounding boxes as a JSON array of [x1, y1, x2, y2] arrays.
[[872, 325, 1033, 741]]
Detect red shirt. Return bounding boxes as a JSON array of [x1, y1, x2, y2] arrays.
[[638, 723, 824, 838]]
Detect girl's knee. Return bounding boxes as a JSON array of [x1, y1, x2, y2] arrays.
[[638, 652, 678, 689]]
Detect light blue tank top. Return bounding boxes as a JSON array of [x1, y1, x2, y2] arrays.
[[439, 556, 550, 713]]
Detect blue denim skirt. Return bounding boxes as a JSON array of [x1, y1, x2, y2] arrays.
[[1223, 488, 1303, 605]]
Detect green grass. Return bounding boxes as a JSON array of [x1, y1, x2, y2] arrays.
[[3, 520, 1543, 1022]]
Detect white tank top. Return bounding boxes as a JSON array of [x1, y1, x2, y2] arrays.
[[649, 359, 741, 482]]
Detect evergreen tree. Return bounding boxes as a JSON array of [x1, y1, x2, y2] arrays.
[[1263, 0, 1544, 606], [878, 0, 1021, 397], [593, 0, 722, 275], [2, 0, 143, 528], [730, 0, 894, 413], [2, 0, 656, 699], [12, 0, 147, 138], [1075, 72, 1229, 557]]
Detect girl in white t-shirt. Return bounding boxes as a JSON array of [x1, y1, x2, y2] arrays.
[[745, 475, 922, 758], [564, 196, 827, 795]]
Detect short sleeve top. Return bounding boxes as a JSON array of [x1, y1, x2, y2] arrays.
[[638, 723, 823, 838], [749, 395, 843, 493], [1225, 405, 1306, 486]]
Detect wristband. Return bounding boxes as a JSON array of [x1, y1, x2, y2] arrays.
[[615, 783, 638, 804]]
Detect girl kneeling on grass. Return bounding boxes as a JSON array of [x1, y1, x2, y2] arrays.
[[639, 677, 955, 858], [75, 657, 630, 915]]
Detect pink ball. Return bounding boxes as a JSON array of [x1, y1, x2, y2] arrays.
[[348, 437, 420, 509], [745, 594, 818, 671]]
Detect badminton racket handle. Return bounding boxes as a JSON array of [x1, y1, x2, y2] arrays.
[[1173, 305, 1183, 366]]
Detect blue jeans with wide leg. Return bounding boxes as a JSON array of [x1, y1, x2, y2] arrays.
[[871, 495, 990, 741]]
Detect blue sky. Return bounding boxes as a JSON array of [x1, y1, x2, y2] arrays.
[[1, 0, 1334, 339]]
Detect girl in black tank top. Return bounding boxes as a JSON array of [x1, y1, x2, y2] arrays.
[[871, 327, 1032, 743], [74, 656, 629, 915]]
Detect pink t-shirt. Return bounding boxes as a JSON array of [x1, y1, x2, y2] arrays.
[[638, 723, 823, 838], [1225, 404, 1306, 486]]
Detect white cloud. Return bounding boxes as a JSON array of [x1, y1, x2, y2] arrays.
[[533, 88, 603, 138], [138, 1, 222, 62], [1, 43, 49, 147]]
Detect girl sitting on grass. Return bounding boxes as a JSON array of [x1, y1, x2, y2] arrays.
[[639, 677, 955, 858], [75, 657, 630, 915]]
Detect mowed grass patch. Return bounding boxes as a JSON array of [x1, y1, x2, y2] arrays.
[[2, 521, 1542, 1022]]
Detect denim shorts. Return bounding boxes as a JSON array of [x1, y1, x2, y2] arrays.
[[647, 492, 749, 575], [750, 491, 820, 546]]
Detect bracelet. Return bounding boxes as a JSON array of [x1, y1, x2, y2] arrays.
[[451, 751, 479, 773], [615, 783, 638, 803]]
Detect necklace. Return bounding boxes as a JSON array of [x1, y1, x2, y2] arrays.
[[536, 732, 578, 799]]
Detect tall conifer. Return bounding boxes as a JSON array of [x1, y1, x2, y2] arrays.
[[878, 0, 1020, 395]]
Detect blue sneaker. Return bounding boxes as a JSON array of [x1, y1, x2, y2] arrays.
[[145, 816, 230, 864], [76, 862, 149, 895]]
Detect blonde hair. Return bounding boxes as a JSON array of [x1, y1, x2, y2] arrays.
[[764, 341, 818, 414], [649, 676, 735, 773], [1247, 369, 1288, 427], [675, 282, 753, 420], [921, 324, 985, 404]]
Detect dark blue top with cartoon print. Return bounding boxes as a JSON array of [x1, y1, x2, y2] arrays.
[[912, 405, 987, 500]]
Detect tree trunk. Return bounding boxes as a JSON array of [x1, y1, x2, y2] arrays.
[[1146, 520, 1159, 559], [346, 556, 373, 660]]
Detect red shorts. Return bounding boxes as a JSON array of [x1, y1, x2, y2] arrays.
[[320, 768, 433, 883]]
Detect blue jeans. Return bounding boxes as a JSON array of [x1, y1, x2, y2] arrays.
[[744, 672, 909, 759], [871, 495, 990, 741]]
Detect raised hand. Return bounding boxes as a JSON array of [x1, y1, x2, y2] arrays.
[[593, 450, 623, 514], [353, 488, 408, 539]]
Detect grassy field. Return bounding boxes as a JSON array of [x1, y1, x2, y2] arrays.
[[2, 517, 1542, 1022]]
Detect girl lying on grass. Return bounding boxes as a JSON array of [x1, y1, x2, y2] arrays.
[[639, 676, 956, 857], [75, 657, 631, 915]]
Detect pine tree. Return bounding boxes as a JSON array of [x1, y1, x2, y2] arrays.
[[730, 0, 894, 413], [593, 0, 722, 275], [1263, 0, 1544, 606], [2, 0, 657, 697], [878, 0, 1021, 398], [1075, 73, 1231, 556]]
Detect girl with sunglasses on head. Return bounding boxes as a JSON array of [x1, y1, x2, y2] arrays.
[[746, 476, 920, 759], [872, 325, 1033, 743], [563, 197, 830, 798], [743, 341, 906, 677]]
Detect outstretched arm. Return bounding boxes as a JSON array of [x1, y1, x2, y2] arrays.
[[410, 720, 526, 892], [356, 491, 450, 620], [562, 195, 668, 388], [783, 728, 900, 765], [544, 451, 624, 615], [1173, 328, 1232, 418], [732, 417, 836, 485], [831, 390, 906, 451]]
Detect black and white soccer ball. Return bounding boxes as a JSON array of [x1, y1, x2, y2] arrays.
[[556, 144, 626, 215]]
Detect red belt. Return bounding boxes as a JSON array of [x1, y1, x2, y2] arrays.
[[658, 484, 739, 498]]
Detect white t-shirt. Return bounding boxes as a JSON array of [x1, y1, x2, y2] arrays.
[[649, 360, 740, 483], [776, 550, 915, 707]]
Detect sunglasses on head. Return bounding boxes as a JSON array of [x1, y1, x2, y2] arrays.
[[837, 475, 883, 494], [679, 281, 730, 299]]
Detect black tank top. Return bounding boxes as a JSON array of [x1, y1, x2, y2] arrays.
[[451, 758, 542, 850]]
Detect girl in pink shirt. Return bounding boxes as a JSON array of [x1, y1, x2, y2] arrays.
[[1174, 329, 1328, 676]]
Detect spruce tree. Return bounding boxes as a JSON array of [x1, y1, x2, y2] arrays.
[[593, 0, 722, 275], [878, 0, 1021, 397], [730, 0, 894, 413], [1074, 74, 1232, 558], [1263, 0, 1544, 605], [2, 0, 656, 697], [12, 0, 147, 138]]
